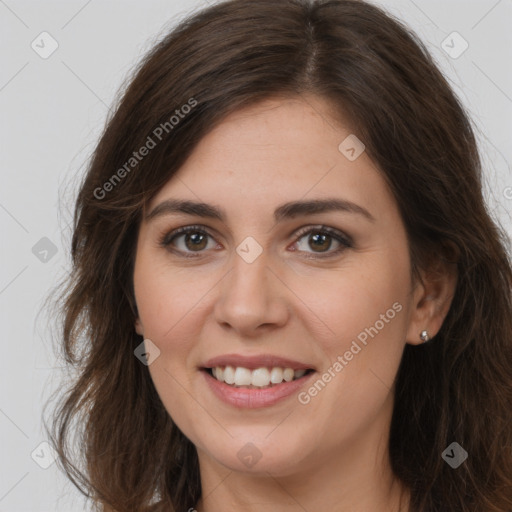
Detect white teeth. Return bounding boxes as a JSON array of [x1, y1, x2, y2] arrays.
[[210, 365, 310, 388], [223, 365, 235, 385], [270, 367, 283, 384], [251, 368, 270, 387], [234, 367, 252, 386], [283, 368, 294, 382]]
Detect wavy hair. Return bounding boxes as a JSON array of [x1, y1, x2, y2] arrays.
[[45, 0, 512, 510]]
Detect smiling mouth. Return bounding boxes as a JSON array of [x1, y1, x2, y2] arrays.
[[202, 366, 315, 389]]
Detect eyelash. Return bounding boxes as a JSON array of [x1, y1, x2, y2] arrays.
[[158, 224, 353, 259]]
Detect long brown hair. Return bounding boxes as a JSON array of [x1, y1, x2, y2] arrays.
[[45, 0, 512, 510]]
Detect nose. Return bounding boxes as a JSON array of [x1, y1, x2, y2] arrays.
[[213, 250, 290, 337]]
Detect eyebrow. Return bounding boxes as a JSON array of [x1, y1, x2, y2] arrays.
[[145, 197, 375, 223]]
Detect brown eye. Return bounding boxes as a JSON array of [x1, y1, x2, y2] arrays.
[[160, 225, 217, 255], [293, 226, 352, 257], [183, 232, 208, 251], [307, 233, 332, 252]]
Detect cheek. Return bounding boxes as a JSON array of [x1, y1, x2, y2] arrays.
[[133, 249, 208, 340], [290, 257, 410, 436], [291, 254, 410, 350], [292, 253, 411, 414], [133, 259, 211, 431], [132, 252, 221, 412]]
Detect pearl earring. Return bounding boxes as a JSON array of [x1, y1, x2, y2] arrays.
[[420, 330, 430, 343]]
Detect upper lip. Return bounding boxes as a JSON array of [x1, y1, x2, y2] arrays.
[[202, 353, 315, 371]]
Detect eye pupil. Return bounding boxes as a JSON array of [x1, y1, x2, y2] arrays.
[[186, 232, 207, 251], [310, 233, 331, 252]]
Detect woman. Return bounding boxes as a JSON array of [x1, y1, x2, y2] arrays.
[[46, 0, 512, 510]]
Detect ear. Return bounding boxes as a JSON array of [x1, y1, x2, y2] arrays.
[[135, 317, 144, 336], [406, 251, 458, 345]]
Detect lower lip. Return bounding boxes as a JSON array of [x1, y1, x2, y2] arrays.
[[202, 369, 315, 409]]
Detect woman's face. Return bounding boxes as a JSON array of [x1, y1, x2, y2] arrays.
[[133, 95, 426, 476]]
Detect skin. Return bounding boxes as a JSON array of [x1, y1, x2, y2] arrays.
[[133, 95, 456, 512]]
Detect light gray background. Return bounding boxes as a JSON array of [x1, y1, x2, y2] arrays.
[[1, 1, 511, 510]]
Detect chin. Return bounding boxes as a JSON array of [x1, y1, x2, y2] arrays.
[[203, 433, 313, 476]]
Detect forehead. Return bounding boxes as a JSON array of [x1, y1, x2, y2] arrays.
[[147, 95, 394, 223]]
